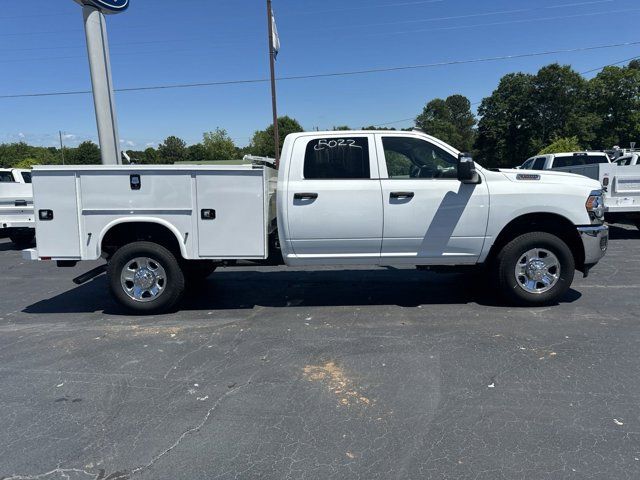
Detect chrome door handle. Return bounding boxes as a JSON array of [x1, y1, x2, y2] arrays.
[[390, 191, 415, 199]]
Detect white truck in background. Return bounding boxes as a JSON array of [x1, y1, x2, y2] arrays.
[[521, 151, 640, 229], [24, 131, 608, 313], [0, 168, 35, 246]]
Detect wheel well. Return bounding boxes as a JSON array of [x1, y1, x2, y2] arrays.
[[488, 213, 585, 270], [101, 222, 183, 259]]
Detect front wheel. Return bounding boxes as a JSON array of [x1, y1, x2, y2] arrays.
[[495, 232, 575, 306], [107, 241, 185, 314]]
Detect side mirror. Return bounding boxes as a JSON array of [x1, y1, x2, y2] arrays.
[[457, 153, 480, 184]]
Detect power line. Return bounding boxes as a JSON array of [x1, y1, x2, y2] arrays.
[[326, 0, 615, 30], [2, 40, 639, 100]]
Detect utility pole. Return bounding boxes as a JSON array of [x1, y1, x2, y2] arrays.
[[59, 130, 66, 165], [266, 0, 280, 167]]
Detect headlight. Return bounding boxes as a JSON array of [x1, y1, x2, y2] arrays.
[[586, 190, 605, 220]]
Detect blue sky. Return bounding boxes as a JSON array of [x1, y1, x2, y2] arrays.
[[1, 0, 639, 149]]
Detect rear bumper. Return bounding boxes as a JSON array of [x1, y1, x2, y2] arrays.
[[577, 225, 609, 266]]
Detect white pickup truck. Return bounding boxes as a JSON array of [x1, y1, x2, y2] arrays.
[[0, 168, 35, 246], [521, 152, 640, 229], [24, 131, 608, 313]]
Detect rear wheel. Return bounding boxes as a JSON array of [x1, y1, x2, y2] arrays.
[[9, 230, 35, 247], [107, 241, 185, 314], [495, 232, 575, 306]]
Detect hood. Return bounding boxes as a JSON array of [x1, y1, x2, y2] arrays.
[[498, 169, 601, 190]]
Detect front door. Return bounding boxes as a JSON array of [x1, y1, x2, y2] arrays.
[[285, 134, 383, 261], [375, 133, 489, 264]]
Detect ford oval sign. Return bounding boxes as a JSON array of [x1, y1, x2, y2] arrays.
[[73, 0, 129, 14]]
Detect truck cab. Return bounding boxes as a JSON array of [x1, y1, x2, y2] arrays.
[[25, 131, 609, 313], [519, 152, 610, 176]]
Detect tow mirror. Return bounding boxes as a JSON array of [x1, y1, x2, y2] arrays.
[[457, 153, 480, 184]]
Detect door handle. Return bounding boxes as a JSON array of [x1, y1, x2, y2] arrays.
[[201, 209, 216, 220], [390, 191, 415, 199], [294, 192, 318, 200]]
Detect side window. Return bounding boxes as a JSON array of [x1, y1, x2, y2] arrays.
[[521, 159, 534, 170], [382, 136, 457, 179], [304, 137, 370, 179], [21, 172, 32, 183], [0, 172, 14, 183], [532, 157, 546, 170]]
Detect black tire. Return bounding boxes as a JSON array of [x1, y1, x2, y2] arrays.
[[182, 260, 217, 283], [107, 241, 185, 314], [495, 232, 575, 306], [9, 231, 35, 247]]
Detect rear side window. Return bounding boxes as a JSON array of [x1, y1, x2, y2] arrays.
[[21, 172, 32, 183], [532, 157, 546, 170], [0, 172, 14, 182], [304, 138, 370, 179]]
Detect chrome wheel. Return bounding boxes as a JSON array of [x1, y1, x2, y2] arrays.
[[515, 248, 560, 294], [120, 257, 167, 302]]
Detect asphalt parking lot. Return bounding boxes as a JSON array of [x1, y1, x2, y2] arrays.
[[1, 225, 639, 480]]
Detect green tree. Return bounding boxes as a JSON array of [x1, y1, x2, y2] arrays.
[[538, 136, 582, 155], [250, 116, 304, 157], [332, 125, 351, 131], [187, 143, 208, 163], [203, 128, 237, 160], [416, 94, 476, 151], [588, 63, 640, 148], [157, 136, 187, 164], [66, 141, 101, 165], [530, 64, 593, 149], [475, 72, 536, 168]]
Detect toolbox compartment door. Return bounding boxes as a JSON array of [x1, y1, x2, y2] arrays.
[[196, 170, 266, 258]]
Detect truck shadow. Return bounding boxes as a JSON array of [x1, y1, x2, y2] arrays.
[[608, 224, 640, 240], [22, 268, 582, 315]]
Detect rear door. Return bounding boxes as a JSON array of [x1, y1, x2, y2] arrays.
[[285, 134, 383, 260], [375, 133, 489, 264]]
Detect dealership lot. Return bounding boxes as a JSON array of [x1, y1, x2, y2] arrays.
[[1, 225, 639, 480]]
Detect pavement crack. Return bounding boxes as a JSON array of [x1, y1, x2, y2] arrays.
[[129, 377, 254, 476]]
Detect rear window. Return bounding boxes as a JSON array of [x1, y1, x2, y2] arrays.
[[553, 155, 609, 168], [21, 172, 32, 183], [0, 172, 15, 183], [304, 137, 370, 179]]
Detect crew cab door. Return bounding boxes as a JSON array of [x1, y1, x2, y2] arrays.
[[285, 134, 383, 261], [375, 133, 489, 264]]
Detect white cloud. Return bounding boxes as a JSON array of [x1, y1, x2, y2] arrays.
[[63, 133, 76, 140], [18, 132, 25, 139], [126, 140, 136, 147]]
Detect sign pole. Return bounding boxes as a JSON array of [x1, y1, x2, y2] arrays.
[[267, 0, 280, 168], [81, 5, 122, 165]]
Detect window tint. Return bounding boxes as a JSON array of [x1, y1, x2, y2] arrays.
[[382, 136, 457, 179], [304, 137, 370, 179], [0, 172, 14, 183], [553, 155, 609, 168], [21, 172, 32, 183], [521, 159, 534, 170], [532, 157, 546, 170]]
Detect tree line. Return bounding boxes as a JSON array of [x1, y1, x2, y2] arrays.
[[2, 60, 639, 169]]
